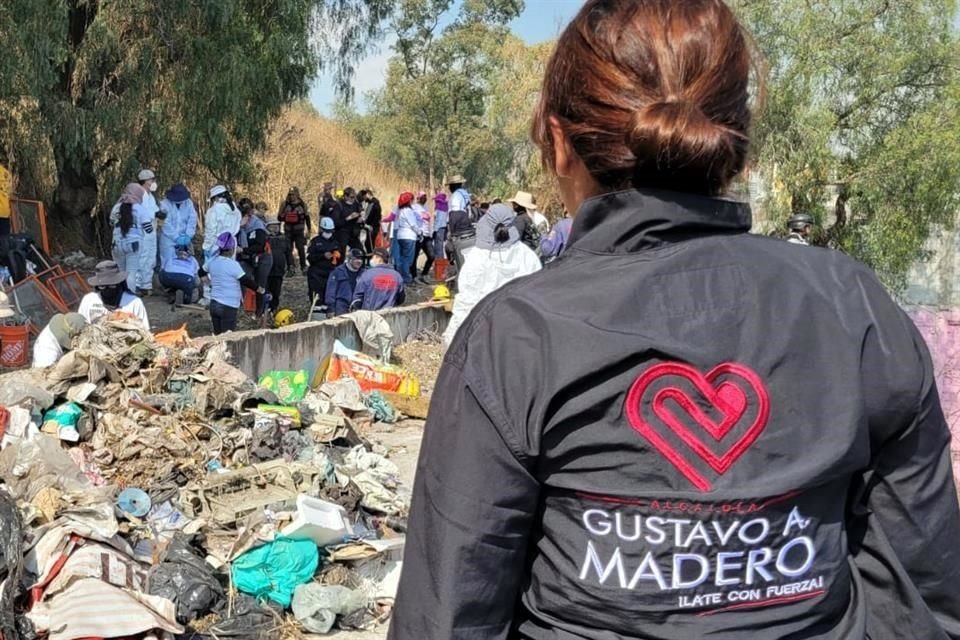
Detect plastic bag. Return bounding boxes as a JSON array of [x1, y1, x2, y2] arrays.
[[231, 537, 319, 608], [42, 402, 83, 442], [325, 341, 420, 397], [180, 594, 280, 640], [291, 584, 368, 634], [257, 370, 309, 405], [147, 536, 225, 624], [0, 435, 91, 500], [0, 488, 23, 640]]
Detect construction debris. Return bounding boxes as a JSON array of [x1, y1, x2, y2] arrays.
[[0, 319, 420, 638]]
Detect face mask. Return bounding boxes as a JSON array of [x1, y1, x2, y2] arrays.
[[346, 198, 356, 205], [98, 285, 124, 308], [321, 231, 333, 239], [149, 182, 158, 193]]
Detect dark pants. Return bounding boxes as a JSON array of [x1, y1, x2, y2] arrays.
[[242, 255, 273, 316], [411, 236, 435, 279], [396, 239, 417, 284], [210, 299, 239, 335], [285, 227, 307, 271], [307, 268, 332, 307], [158, 271, 197, 303], [267, 275, 283, 313]]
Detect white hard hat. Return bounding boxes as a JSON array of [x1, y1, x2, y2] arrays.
[[209, 185, 229, 199], [138, 169, 156, 181]]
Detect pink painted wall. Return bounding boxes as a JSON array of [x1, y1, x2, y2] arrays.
[[909, 308, 960, 492]]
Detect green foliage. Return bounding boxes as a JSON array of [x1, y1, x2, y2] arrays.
[[338, 0, 535, 199], [731, 0, 960, 292], [0, 0, 390, 244]]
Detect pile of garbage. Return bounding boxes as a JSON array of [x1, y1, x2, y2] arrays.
[[0, 319, 414, 639]]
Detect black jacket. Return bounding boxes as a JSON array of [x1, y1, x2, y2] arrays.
[[390, 189, 960, 640], [307, 234, 342, 277], [267, 232, 288, 277], [366, 198, 383, 229]]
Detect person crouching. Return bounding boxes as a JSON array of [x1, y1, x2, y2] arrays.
[[352, 248, 405, 311], [159, 234, 201, 307]]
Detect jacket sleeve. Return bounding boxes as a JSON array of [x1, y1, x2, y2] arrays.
[[185, 201, 198, 238], [389, 358, 539, 640], [304, 204, 312, 231], [852, 282, 960, 638], [352, 273, 369, 309], [396, 278, 405, 306]]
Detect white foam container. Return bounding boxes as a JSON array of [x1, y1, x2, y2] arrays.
[[281, 495, 354, 547]]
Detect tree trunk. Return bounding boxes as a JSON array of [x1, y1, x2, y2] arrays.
[[52, 151, 100, 249]]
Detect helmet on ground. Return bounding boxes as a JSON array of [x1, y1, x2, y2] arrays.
[[320, 217, 335, 231], [787, 213, 815, 231], [274, 309, 294, 327], [431, 284, 451, 301]]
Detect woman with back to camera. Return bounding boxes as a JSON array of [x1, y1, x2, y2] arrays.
[[389, 1, 960, 639]]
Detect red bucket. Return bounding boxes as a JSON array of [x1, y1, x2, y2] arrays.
[[242, 289, 257, 313], [434, 258, 450, 282], [0, 325, 30, 368]]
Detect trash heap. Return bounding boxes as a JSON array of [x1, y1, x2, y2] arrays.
[[0, 319, 415, 639]]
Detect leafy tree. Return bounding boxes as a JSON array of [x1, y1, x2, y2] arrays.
[[340, 0, 525, 193], [730, 0, 960, 291], [0, 0, 390, 244]]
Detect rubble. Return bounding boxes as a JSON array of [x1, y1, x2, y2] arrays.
[[0, 318, 423, 638]]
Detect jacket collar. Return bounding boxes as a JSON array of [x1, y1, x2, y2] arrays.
[[567, 189, 752, 254]]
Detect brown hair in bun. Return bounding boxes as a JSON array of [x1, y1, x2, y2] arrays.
[[532, 0, 759, 196]]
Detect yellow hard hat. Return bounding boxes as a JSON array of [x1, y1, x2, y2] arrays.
[[335, 189, 345, 199], [274, 308, 294, 327], [431, 285, 451, 301]]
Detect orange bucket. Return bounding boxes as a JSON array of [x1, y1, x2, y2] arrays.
[[0, 325, 30, 368], [434, 258, 450, 282], [242, 288, 257, 313]]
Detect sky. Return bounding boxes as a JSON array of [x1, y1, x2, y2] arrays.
[[309, 0, 584, 115]]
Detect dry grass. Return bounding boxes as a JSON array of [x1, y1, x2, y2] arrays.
[[253, 106, 415, 217]]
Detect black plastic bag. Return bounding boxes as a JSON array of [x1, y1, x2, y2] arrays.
[[147, 535, 225, 625], [0, 488, 23, 640]]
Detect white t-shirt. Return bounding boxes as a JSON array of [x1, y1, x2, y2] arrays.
[[32, 326, 63, 368], [206, 256, 246, 308], [78, 292, 151, 331]]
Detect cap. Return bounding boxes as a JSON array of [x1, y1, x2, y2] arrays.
[[137, 169, 156, 181], [209, 185, 228, 199], [175, 234, 193, 248]]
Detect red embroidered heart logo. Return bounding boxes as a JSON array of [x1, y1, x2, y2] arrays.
[[625, 362, 770, 492]]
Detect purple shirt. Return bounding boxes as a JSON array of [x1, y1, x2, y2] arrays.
[[540, 217, 573, 258]]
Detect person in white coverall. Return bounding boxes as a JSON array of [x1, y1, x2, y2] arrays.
[[443, 203, 541, 345], [158, 183, 197, 267]]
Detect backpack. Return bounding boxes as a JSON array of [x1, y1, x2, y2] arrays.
[[282, 205, 303, 225]]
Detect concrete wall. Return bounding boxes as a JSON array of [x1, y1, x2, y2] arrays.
[[216, 304, 448, 383], [908, 307, 960, 492]]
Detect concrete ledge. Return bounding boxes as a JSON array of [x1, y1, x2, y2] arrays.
[[215, 303, 449, 381]]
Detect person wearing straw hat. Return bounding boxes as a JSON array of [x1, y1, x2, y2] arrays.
[[508, 190, 542, 251], [32, 313, 87, 368], [78, 260, 150, 331]]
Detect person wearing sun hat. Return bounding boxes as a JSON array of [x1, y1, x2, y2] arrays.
[[77, 260, 150, 331], [32, 312, 87, 368], [508, 190, 542, 252]]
